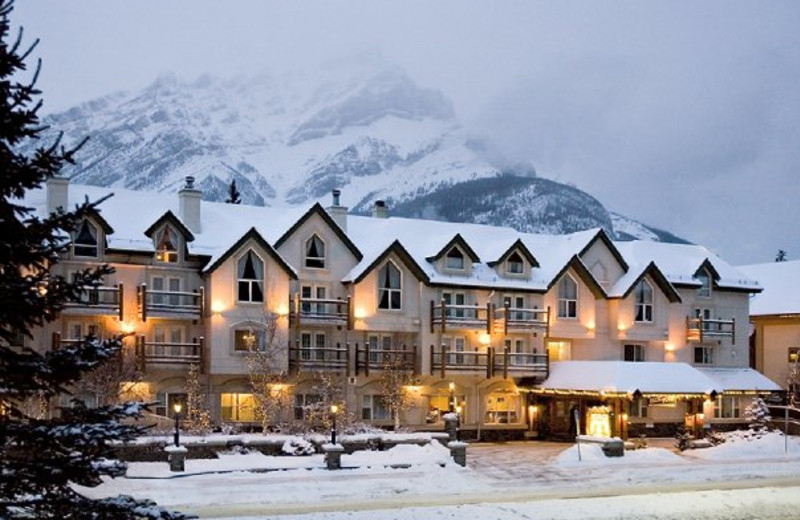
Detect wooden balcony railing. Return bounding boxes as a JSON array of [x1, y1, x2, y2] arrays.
[[430, 345, 549, 380], [64, 284, 124, 320], [288, 342, 349, 372], [135, 334, 204, 372], [354, 344, 417, 377], [430, 301, 490, 333], [137, 284, 204, 321], [291, 295, 351, 330], [686, 317, 735, 344], [491, 305, 550, 336]]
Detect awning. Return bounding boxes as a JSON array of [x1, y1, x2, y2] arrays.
[[528, 361, 719, 397], [696, 367, 781, 394]]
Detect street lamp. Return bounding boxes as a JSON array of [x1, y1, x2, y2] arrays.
[[330, 404, 339, 445], [455, 404, 462, 441], [173, 402, 182, 447], [448, 381, 455, 413]]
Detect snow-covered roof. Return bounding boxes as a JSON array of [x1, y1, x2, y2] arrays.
[[738, 260, 800, 316], [538, 361, 719, 395], [25, 183, 759, 296], [696, 367, 781, 392]]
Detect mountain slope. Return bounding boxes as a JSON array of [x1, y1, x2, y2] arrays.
[[34, 67, 686, 243]]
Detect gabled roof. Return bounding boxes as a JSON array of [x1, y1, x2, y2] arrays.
[[82, 207, 114, 235], [204, 227, 297, 279], [696, 258, 721, 282], [547, 255, 606, 299], [425, 233, 480, 264], [143, 210, 195, 242], [579, 229, 629, 272], [350, 239, 430, 285], [488, 238, 539, 268], [274, 203, 362, 261], [612, 261, 682, 303]]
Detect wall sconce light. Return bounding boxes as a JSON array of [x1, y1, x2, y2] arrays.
[[665, 343, 675, 352]]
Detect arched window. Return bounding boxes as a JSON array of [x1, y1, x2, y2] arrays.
[[634, 280, 653, 322], [697, 270, 711, 298], [377, 261, 401, 310], [155, 226, 178, 263], [305, 235, 325, 269], [445, 247, 465, 270], [237, 250, 264, 302], [506, 251, 524, 274], [73, 220, 98, 257], [557, 275, 577, 318]]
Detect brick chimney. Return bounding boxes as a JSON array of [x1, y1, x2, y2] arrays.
[[371, 200, 388, 219], [178, 176, 202, 233], [325, 189, 348, 232], [46, 175, 69, 214]]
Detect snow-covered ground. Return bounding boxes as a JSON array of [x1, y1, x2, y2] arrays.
[[80, 434, 800, 519]]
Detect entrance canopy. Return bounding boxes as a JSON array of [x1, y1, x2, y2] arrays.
[[530, 361, 720, 397]]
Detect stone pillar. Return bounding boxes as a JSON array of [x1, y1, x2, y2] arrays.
[[165, 445, 187, 472], [448, 441, 468, 467], [323, 443, 345, 470], [444, 413, 459, 441]]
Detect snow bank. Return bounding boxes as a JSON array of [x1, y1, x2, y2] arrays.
[[686, 431, 800, 460], [553, 444, 683, 467]]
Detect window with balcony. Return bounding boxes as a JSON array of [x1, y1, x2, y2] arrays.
[[506, 251, 524, 275], [362, 394, 390, 421], [301, 285, 327, 314], [623, 343, 645, 362], [443, 335, 466, 365], [155, 226, 179, 263], [557, 275, 578, 318], [151, 276, 181, 306], [714, 396, 740, 419], [503, 295, 526, 321], [443, 291, 466, 318], [73, 220, 98, 257], [368, 334, 393, 364], [634, 280, 653, 322], [445, 247, 465, 270], [377, 261, 401, 310], [305, 234, 326, 269], [300, 331, 326, 360], [694, 308, 713, 331], [237, 250, 264, 303]]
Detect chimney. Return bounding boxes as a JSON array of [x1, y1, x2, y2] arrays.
[[46, 175, 69, 214], [371, 200, 388, 219], [325, 189, 348, 232], [178, 176, 202, 233]]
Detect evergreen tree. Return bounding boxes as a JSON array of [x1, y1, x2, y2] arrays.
[[776, 249, 788, 262], [225, 179, 241, 204], [0, 3, 187, 517], [744, 397, 772, 438]]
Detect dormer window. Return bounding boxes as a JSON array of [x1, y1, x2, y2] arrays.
[[73, 220, 98, 257], [445, 248, 465, 270], [557, 275, 578, 318], [377, 261, 401, 310], [155, 227, 178, 263], [507, 251, 524, 275], [634, 280, 653, 322], [697, 270, 711, 298], [237, 250, 264, 303], [305, 235, 325, 269]]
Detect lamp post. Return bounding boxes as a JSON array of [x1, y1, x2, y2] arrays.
[[173, 402, 182, 447], [448, 381, 455, 413], [330, 404, 339, 445], [455, 404, 462, 441]]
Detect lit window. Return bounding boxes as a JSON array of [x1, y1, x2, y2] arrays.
[[507, 251, 524, 275], [73, 220, 98, 257], [426, 394, 466, 423], [697, 270, 711, 298], [485, 392, 520, 424], [234, 328, 268, 351], [789, 348, 800, 363], [305, 235, 325, 269], [377, 261, 401, 310], [221, 393, 257, 422], [445, 247, 465, 270], [623, 344, 645, 362], [634, 280, 653, 322], [547, 340, 571, 361], [362, 395, 390, 421], [714, 396, 740, 419], [155, 227, 178, 263], [237, 250, 264, 302], [557, 276, 578, 318]]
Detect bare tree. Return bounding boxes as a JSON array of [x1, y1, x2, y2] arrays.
[[379, 356, 416, 430], [72, 342, 146, 407], [787, 359, 800, 407], [300, 372, 351, 432]]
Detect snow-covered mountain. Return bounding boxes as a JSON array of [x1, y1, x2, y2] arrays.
[[36, 66, 686, 243]]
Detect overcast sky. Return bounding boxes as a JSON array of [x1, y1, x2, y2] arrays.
[[13, 1, 800, 265]]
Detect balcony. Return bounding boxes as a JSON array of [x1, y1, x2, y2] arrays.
[[354, 344, 417, 377], [288, 342, 349, 372], [686, 317, 736, 344], [491, 305, 550, 336], [430, 345, 549, 380], [430, 301, 490, 333], [137, 284, 204, 321], [63, 284, 123, 319], [134, 335, 204, 371], [290, 295, 351, 330]]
